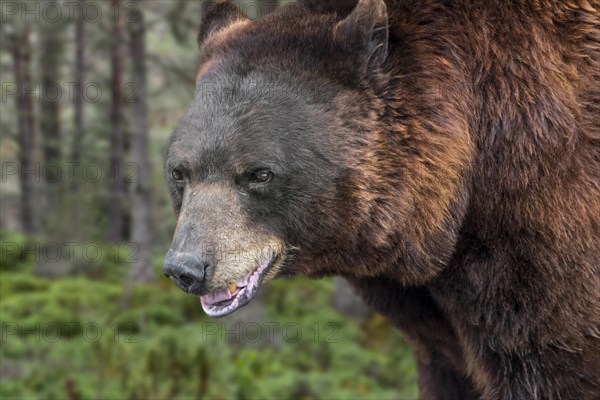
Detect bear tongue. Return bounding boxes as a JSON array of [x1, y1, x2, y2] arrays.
[[200, 287, 232, 305]]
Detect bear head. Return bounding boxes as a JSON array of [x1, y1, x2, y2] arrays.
[[164, 0, 471, 316]]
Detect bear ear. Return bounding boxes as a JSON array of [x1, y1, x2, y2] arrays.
[[197, 1, 249, 48], [333, 0, 388, 66]]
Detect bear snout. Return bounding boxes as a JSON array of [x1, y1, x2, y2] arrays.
[[163, 251, 212, 296]]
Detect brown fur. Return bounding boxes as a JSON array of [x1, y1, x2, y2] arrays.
[[349, 1, 600, 398], [168, 1, 600, 398]]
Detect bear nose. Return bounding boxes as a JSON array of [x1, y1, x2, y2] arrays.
[[163, 253, 209, 296]]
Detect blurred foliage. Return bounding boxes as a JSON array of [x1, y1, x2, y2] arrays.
[[1, 244, 417, 400], [0, 231, 33, 273]]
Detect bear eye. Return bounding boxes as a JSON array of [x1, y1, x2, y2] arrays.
[[250, 170, 273, 184], [171, 169, 184, 182]]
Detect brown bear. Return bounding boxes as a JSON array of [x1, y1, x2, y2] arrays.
[[163, 1, 600, 399]]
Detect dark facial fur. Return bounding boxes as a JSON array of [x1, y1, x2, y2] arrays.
[[165, 1, 600, 399]]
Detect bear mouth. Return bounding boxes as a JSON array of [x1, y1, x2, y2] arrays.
[[199, 253, 278, 317]]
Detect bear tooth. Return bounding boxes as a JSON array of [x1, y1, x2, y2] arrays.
[[228, 284, 237, 294]]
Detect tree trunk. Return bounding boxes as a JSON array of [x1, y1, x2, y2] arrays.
[[333, 276, 370, 321], [71, 0, 86, 194], [11, 26, 37, 236], [68, 0, 86, 237], [128, 1, 154, 283], [108, 0, 126, 243], [39, 3, 65, 231]]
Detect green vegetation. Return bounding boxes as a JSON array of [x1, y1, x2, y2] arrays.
[[1, 240, 417, 400]]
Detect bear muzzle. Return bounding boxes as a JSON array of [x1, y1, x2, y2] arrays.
[[163, 250, 212, 296]]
